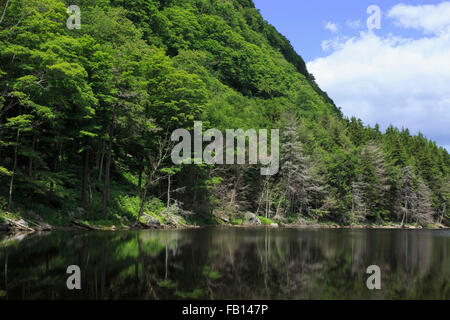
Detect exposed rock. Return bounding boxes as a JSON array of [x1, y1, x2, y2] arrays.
[[17, 219, 30, 227], [133, 215, 163, 229], [132, 221, 144, 229], [243, 212, 261, 226], [4, 218, 34, 232], [143, 215, 162, 227], [269, 223, 279, 227]]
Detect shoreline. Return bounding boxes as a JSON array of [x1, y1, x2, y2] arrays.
[[1, 218, 449, 236]]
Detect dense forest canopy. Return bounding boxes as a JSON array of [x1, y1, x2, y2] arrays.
[[0, 0, 449, 227]]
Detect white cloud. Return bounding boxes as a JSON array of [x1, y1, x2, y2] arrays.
[[325, 21, 338, 33], [388, 2, 450, 34], [346, 19, 361, 29], [321, 36, 348, 52], [307, 29, 450, 150]]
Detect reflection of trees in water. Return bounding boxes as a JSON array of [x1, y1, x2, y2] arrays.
[[0, 229, 448, 299]]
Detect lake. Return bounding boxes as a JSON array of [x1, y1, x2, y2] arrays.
[[0, 227, 449, 300]]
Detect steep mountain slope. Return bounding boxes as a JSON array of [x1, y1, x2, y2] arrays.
[[0, 0, 448, 227]]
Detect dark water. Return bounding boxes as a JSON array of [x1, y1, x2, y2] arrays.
[[0, 227, 449, 300]]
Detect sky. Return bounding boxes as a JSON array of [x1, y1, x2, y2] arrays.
[[253, 0, 450, 151]]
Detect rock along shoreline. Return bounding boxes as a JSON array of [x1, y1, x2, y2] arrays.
[[1, 215, 448, 236]]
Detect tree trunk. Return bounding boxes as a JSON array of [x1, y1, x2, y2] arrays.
[[102, 116, 114, 216], [8, 128, 19, 210], [0, 0, 10, 25], [28, 135, 35, 177], [401, 205, 406, 226], [167, 175, 171, 210], [88, 184, 93, 205], [275, 197, 283, 218], [81, 148, 89, 209], [138, 168, 142, 192], [138, 186, 148, 220], [405, 198, 408, 225], [352, 190, 355, 212], [440, 204, 445, 224], [401, 192, 408, 227], [192, 189, 197, 206], [138, 171, 154, 221], [98, 139, 105, 181]]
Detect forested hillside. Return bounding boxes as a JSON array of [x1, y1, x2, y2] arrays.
[[0, 0, 449, 228]]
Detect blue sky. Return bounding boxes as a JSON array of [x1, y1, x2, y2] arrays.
[[253, 0, 450, 151], [254, 0, 439, 61]]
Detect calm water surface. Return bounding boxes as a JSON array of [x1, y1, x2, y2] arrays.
[[0, 227, 449, 299]]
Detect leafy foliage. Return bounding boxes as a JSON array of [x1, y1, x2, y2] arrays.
[[0, 0, 448, 227]]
